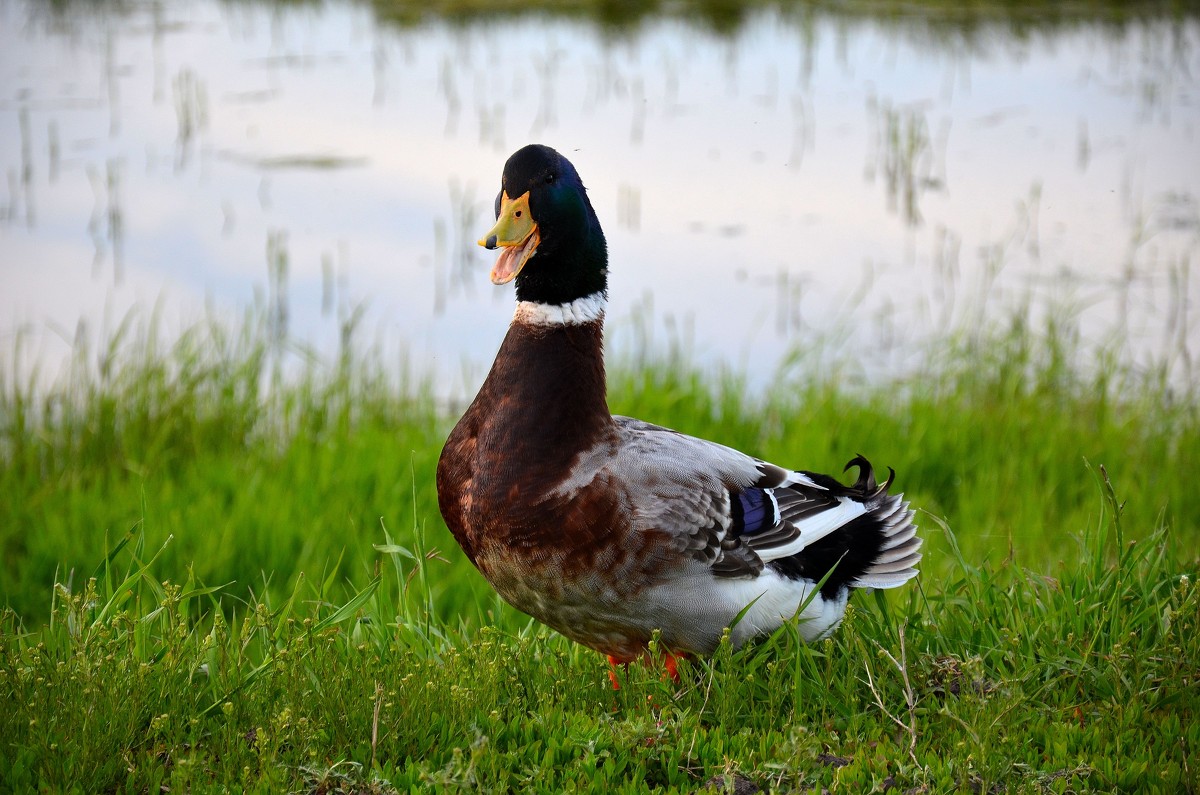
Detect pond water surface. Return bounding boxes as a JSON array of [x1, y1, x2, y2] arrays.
[[1, 1, 1197, 393]]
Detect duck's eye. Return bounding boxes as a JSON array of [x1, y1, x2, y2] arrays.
[[545, 173, 556, 184]]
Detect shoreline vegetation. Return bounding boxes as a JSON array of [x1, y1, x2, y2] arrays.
[[2, 296, 1197, 791], [28, 0, 1200, 35], [371, 0, 1200, 40]]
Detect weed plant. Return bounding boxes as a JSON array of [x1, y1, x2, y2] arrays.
[[1, 303, 1197, 792]]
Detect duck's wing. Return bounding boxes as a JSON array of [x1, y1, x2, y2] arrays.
[[580, 417, 921, 593]]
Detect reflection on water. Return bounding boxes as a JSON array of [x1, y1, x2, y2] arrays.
[[0, 0, 1196, 394]]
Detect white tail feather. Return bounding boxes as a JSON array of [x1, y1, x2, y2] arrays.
[[855, 498, 921, 589]]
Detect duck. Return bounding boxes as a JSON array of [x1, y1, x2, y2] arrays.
[[436, 144, 921, 679]]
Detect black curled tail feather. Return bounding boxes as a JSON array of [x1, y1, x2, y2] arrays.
[[798, 456, 892, 503], [844, 454, 876, 493], [843, 453, 897, 499], [770, 455, 921, 598]]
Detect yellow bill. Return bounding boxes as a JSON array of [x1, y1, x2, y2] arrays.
[[479, 190, 540, 285]]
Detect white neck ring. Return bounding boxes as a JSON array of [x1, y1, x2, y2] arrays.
[[513, 293, 607, 326]]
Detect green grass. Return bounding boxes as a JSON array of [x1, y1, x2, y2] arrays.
[[1, 304, 1197, 792]]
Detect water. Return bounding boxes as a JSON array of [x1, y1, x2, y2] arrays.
[[1, 1, 1197, 395]]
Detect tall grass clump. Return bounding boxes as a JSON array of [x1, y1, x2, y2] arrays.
[[741, 306, 1196, 577], [0, 308, 457, 627], [3, 299, 1197, 628]]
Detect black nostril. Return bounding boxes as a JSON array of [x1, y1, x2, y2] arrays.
[[485, 235, 498, 250]]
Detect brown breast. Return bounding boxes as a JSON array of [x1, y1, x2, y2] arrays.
[[437, 317, 613, 571]]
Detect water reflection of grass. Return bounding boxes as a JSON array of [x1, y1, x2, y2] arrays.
[[865, 98, 946, 227], [1, 297, 1196, 791]]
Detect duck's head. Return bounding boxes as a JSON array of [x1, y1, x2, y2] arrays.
[[479, 144, 607, 306]]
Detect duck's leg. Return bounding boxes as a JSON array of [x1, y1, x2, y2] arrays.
[[606, 654, 627, 690], [661, 649, 682, 684], [605, 650, 685, 690]]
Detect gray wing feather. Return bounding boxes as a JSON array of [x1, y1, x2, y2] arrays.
[[551, 417, 919, 589], [603, 417, 829, 577]]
